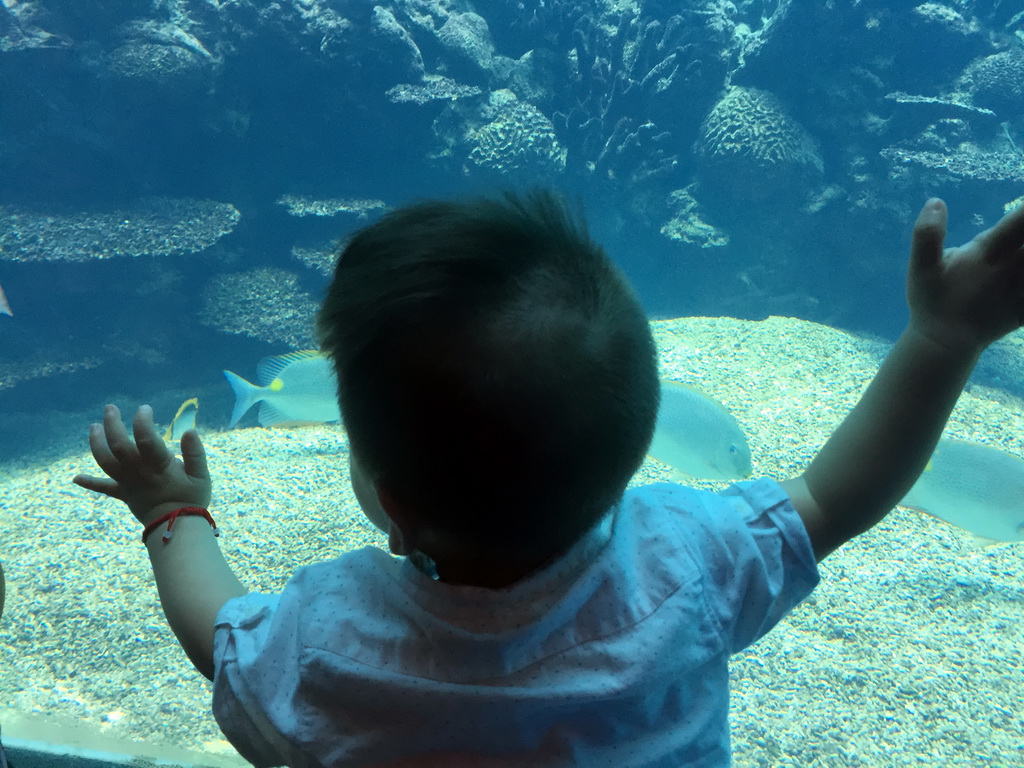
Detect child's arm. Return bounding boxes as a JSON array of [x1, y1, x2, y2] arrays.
[[781, 199, 1024, 560], [73, 404, 246, 680]]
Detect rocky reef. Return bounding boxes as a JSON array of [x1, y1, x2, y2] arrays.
[[3, 0, 1024, 420]]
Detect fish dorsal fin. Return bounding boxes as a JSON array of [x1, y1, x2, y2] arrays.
[[661, 379, 733, 417], [171, 397, 199, 422], [256, 350, 325, 386]]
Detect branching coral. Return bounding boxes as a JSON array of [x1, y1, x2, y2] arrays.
[[493, 0, 731, 186]]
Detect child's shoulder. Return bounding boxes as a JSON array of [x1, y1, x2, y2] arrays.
[[622, 478, 795, 544], [625, 477, 783, 513]]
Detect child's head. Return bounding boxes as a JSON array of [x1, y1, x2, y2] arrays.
[[317, 190, 659, 565]]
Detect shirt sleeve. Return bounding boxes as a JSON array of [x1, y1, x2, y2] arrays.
[[680, 478, 820, 653], [212, 592, 297, 768]]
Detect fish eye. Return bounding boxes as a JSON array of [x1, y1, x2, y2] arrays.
[[728, 444, 737, 454]]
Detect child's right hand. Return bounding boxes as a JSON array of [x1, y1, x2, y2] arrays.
[[906, 198, 1024, 354], [73, 404, 212, 526]]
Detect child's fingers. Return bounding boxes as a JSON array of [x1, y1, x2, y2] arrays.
[[977, 201, 1024, 263], [87, 421, 121, 477], [133, 404, 171, 468], [102, 404, 137, 463], [179, 429, 211, 482], [909, 198, 947, 272], [71, 473, 123, 499]]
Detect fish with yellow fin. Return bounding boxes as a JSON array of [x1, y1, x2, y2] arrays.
[[164, 398, 198, 442], [223, 350, 341, 427], [901, 439, 1024, 543]]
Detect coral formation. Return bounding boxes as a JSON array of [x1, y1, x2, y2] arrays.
[[105, 42, 208, 93], [880, 146, 1024, 183], [276, 195, 388, 218], [291, 243, 339, 277], [464, 91, 566, 177], [370, 5, 424, 81], [0, 198, 240, 262], [436, 12, 494, 80], [200, 267, 318, 349], [0, 2, 66, 52], [661, 187, 729, 248], [882, 92, 997, 144], [545, 5, 729, 184], [960, 50, 1024, 115], [385, 75, 482, 105], [695, 86, 823, 199], [884, 91, 995, 118], [104, 19, 216, 96], [912, 3, 982, 39]]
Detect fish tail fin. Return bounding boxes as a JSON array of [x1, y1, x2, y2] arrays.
[[0, 281, 12, 317], [223, 370, 264, 428]]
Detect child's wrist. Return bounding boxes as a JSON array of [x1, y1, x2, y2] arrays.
[[141, 506, 219, 546], [904, 318, 986, 360], [137, 501, 209, 527]]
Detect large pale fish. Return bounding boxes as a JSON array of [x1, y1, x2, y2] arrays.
[[223, 350, 341, 427], [648, 380, 752, 480], [0, 280, 11, 316], [901, 439, 1024, 543]]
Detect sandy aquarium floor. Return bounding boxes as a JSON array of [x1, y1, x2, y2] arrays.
[[1, 315, 1023, 766]]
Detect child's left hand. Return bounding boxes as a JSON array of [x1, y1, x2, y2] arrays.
[[907, 198, 1024, 354], [73, 404, 212, 526]]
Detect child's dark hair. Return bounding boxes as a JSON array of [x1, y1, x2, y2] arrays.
[[317, 190, 659, 560]]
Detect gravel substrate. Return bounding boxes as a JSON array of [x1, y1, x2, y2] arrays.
[[1, 315, 1022, 765]]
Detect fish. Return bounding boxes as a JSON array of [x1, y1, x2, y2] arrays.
[[901, 439, 1024, 543], [163, 397, 198, 442], [648, 380, 753, 480], [223, 350, 341, 427], [0, 280, 11, 316]]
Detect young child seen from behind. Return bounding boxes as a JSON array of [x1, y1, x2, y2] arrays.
[[74, 191, 1024, 767]]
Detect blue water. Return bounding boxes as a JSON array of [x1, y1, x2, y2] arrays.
[[3, 1, 1021, 442], [1, 0, 1023, 759]]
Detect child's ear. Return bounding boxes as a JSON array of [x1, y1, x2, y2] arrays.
[[377, 485, 421, 556]]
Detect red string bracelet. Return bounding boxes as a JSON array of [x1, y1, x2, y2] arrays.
[[141, 506, 219, 545]]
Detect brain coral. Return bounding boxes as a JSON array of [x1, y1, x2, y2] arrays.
[[695, 86, 823, 199], [961, 50, 1024, 115], [466, 91, 566, 178]]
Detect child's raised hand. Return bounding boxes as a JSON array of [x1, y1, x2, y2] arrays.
[[73, 404, 212, 525], [907, 198, 1024, 353]]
